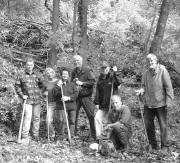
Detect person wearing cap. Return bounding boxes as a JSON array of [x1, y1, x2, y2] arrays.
[[52, 68, 78, 141], [71, 55, 96, 140], [136, 53, 174, 150], [94, 61, 122, 141]]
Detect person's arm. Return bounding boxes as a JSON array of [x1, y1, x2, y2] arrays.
[[106, 106, 131, 129], [14, 75, 27, 99], [81, 69, 96, 87], [69, 83, 79, 101], [162, 67, 174, 106], [94, 80, 100, 106]]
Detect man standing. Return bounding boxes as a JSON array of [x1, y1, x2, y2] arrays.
[[94, 61, 122, 141], [71, 55, 96, 140], [104, 95, 132, 152], [15, 58, 43, 142], [136, 53, 174, 150]]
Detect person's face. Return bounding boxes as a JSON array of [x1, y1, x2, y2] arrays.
[[74, 58, 82, 68], [46, 70, 55, 80], [62, 70, 69, 81], [26, 61, 34, 72], [111, 96, 122, 111], [146, 56, 157, 70], [101, 66, 110, 75]]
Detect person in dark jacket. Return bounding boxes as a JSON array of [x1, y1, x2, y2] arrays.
[[94, 61, 122, 141], [71, 55, 96, 140], [104, 95, 132, 151], [15, 58, 44, 142], [53, 68, 78, 140]]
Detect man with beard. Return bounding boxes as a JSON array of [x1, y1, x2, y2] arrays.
[[136, 53, 174, 150], [71, 55, 96, 140]]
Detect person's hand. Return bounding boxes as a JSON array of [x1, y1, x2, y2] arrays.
[[135, 88, 145, 96], [61, 96, 70, 102], [22, 95, 28, 100], [57, 80, 63, 87], [104, 124, 113, 131], [76, 80, 83, 86], [95, 105, 99, 110], [44, 91, 48, 96], [112, 66, 117, 72]]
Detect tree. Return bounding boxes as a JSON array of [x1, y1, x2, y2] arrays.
[[149, 0, 172, 55], [77, 0, 88, 59], [47, 0, 60, 67]]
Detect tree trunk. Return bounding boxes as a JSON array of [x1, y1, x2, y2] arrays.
[[149, 0, 172, 55], [47, 0, 60, 67], [72, 0, 79, 53], [77, 0, 88, 59]]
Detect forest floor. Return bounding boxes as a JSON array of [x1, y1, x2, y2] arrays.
[[0, 86, 180, 163]]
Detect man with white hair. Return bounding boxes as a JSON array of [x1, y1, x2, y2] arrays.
[[71, 55, 96, 140], [136, 53, 174, 150]]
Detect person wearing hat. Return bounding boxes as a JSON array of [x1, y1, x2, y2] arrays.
[[94, 61, 122, 141]]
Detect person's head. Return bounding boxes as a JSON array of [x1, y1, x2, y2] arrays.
[[45, 67, 56, 80], [111, 95, 122, 111], [73, 55, 83, 68], [61, 68, 70, 81], [100, 61, 110, 75], [146, 53, 158, 70], [26, 58, 34, 72]]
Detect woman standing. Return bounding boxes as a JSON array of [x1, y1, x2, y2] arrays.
[[43, 67, 58, 141]]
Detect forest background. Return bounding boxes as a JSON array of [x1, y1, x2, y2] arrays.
[[0, 0, 180, 162]]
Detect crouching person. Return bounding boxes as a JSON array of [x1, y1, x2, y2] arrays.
[[15, 58, 43, 142], [104, 95, 132, 152], [53, 68, 78, 141]]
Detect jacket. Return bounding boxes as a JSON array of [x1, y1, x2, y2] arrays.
[[94, 72, 122, 112], [71, 66, 96, 97], [15, 70, 43, 105], [143, 64, 174, 108], [52, 81, 78, 110]]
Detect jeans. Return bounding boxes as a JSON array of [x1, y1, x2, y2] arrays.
[[75, 96, 96, 139], [94, 109, 108, 138], [22, 103, 41, 138], [54, 110, 65, 136], [46, 102, 56, 138], [144, 106, 168, 147], [109, 124, 131, 150]]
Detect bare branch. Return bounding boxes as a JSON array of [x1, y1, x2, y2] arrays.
[[45, 0, 53, 13]]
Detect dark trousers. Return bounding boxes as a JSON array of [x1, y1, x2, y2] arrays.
[[144, 106, 168, 148], [75, 96, 96, 139], [109, 125, 131, 150], [54, 109, 76, 136]]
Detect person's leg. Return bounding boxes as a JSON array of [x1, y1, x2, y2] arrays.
[[81, 96, 96, 140], [46, 102, 56, 139], [94, 109, 107, 139], [144, 106, 157, 148], [32, 104, 41, 139], [68, 110, 76, 137], [74, 99, 81, 136], [21, 104, 32, 139], [109, 130, 121, 150], [54, 109, 65, 140], [113, 124, 131, 150], [156, 106, 168, 148]]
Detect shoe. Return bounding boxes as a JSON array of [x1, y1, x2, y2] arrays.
[[19, 137, 30, 145]]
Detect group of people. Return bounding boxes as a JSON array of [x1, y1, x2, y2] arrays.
[[15, 53, 174, 153]]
